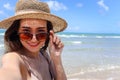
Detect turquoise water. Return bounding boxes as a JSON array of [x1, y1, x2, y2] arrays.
[[1, 30, 120, 79], [57, 32, 120, 80]]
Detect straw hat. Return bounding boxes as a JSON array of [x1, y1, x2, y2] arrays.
[[0, 0, 67, 32]]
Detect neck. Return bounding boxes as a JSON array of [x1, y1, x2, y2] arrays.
[[22, 49, 40, 58]]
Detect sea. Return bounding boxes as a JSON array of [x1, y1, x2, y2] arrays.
[[1, 30, 120, 80]]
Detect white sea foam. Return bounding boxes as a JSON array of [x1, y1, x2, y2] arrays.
[[68, 78, 80, 80], [0, 33, 4, 36], [58, 34, 120, 39], [0, 44, 4, 48], [96, 36, 104, 38], [105, 36, 120, 38], [67, 65, 120, 77], [57, 34, 87, 38], [72, 41, 82, 44], [68, 79, 99, 80], [106, 77, 114, 80], [95, 36, 120, 39]]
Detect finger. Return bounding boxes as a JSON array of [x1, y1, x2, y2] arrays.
[[49, 30, 55, 45], [55, 36, 61, 45], [58, 42, 64, 48], [50, 30, 56, 43], [49, 33, 53, 45], [50, 30, 54, 37]]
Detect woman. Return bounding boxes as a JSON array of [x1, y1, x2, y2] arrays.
[[0, 0, 67, 80]]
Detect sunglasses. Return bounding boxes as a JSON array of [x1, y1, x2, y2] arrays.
[[18, 32, 48, 41]]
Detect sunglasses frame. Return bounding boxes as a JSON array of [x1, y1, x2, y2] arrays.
[[18, 32, 49, 41]]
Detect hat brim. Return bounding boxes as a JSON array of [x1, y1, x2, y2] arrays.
[[0, 12, 67, 33]]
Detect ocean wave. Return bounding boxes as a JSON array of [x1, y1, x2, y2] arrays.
[[68, 78, 100, 80], [68, 78, 80, 80], [0, 44, 4, 48], [57, 34, 120, 39], [67, 64, 120, 77], [64, 41, 82, 45], [96, 35, 119, 39], [57, 34, 87, 38], [0, 33, 4, 36], [67, 64, 120, 80], [72, 41, 82, 44]]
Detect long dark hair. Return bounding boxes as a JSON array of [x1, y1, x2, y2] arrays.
[[4, 19, 53, 54]]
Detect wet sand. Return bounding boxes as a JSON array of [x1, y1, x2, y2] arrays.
[[67, 68, 120, 80]]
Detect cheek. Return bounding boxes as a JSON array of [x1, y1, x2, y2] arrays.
[[20, 40, 27, 48]]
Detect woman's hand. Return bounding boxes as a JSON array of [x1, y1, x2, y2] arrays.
[[49, 30, 64, 58], [49, 30, 67, 80]]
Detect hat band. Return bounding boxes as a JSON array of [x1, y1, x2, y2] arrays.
[[15, 9, 48, 15]]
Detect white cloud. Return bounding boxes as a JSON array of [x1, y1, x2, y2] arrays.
[[66, 26, 80, 32], [97, 0, 109, 11], [3, 3, 14, 10], [46, 0, 67, 11], [77, 3, 83, 8]]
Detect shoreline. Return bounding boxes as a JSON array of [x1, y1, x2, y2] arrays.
[[66, 67, 120, 80]]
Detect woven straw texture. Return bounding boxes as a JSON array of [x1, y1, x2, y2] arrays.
[[0, 0, 67, 32]]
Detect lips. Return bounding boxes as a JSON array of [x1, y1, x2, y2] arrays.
[[27, 42, 40, 47]]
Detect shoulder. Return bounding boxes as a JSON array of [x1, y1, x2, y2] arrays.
[[1, 52, 22, 67], [0, 52, 24, 80]]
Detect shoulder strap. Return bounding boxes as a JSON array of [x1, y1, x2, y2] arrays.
[[19, 54, 40, 79], [40, 50, 56, 80]]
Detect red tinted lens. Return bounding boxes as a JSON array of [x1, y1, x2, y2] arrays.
[[19, 33, 32, 41], [36, 33, 47, 41]]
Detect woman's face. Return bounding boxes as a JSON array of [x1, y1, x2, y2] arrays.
[[19, 18, 47, 53]]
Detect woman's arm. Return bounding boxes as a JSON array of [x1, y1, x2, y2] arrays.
[[49, 30, 67, 80], [0, 52, 22, 80]]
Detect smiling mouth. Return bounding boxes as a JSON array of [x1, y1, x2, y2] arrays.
[[28, 42, 40, 47]]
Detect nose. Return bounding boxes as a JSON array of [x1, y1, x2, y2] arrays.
[[31, 34, 38, 42]]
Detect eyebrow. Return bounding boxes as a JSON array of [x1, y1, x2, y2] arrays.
[[21, 26, 46, 29], [37, 27, 46, 29]]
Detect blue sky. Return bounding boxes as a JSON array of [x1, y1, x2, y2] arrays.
[[0, 0, 120, 33]]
